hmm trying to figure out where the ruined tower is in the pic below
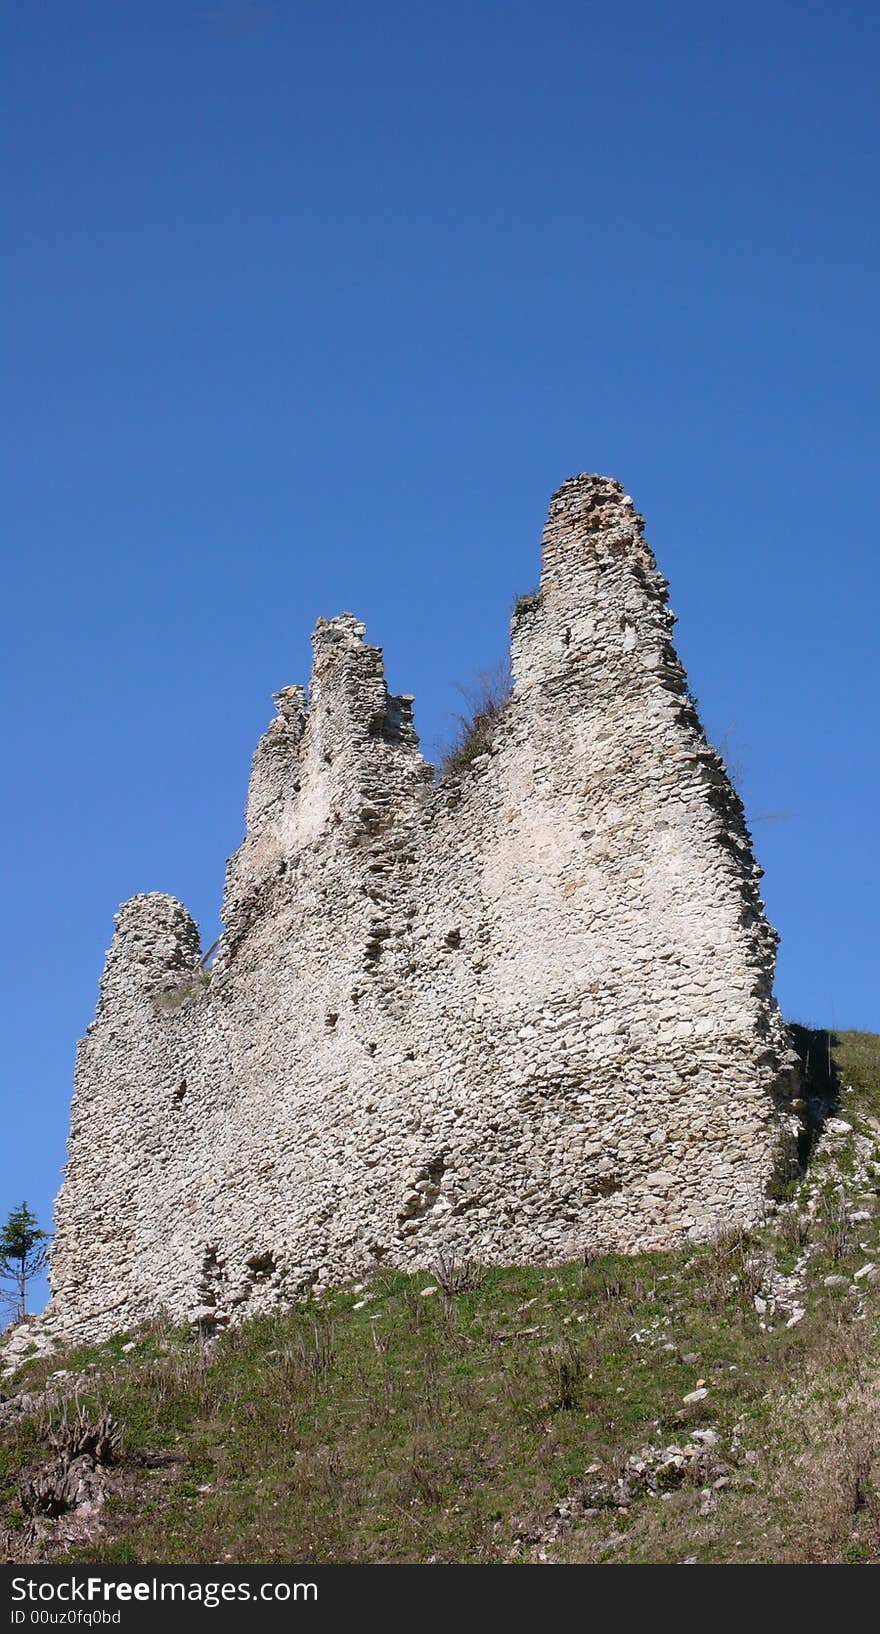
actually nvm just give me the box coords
[49,476,797,1339]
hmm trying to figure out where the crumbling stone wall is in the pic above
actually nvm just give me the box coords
[49,476,798,1340]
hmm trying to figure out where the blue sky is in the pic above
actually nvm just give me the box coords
[3,1,878,1304]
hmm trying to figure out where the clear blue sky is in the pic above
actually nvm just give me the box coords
[3,1,878,1303]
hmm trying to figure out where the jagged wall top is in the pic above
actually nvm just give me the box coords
[48,473,797,1342]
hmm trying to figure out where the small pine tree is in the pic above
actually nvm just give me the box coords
[0,1201,49,1322]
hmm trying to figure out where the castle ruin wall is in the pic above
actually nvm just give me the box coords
[49,476,798,1339]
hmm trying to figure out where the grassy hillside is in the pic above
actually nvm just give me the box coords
[2,1029,878,1567]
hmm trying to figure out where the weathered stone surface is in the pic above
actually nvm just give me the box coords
[48,475,798,1341]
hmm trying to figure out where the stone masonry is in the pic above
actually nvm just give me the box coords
[49,476,798,1340]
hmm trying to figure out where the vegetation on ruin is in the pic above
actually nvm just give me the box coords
[512,587,541,618]
[151,969,211,1017]
[436,661,513,778]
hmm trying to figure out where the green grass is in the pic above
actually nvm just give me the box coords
[3,1238,878,1565]
[790,1025,880,1123]
[3,1028,878,1566]
[833,1029,880,1122]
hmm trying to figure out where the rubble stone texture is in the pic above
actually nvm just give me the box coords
[49,475,798,1340]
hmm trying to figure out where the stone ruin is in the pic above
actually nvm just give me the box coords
[48,475,798,1339]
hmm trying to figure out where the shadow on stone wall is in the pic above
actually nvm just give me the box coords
[788,1024,843,1169]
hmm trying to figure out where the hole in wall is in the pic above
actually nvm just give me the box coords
[245,1250,277,1281]
[198,1244,224,1312]
[174,1079,187,1102]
